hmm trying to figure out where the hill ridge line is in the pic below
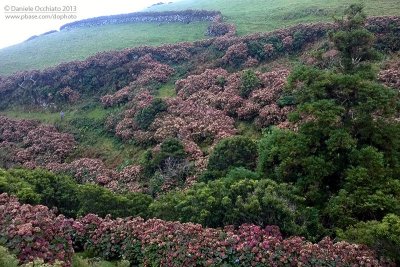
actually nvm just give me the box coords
[60,9,222,30]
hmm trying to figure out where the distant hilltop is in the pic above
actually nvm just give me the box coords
[60,10,222,30]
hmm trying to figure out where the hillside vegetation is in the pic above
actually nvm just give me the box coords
[1,0,400,75]
[149,0,400,34]
[0,2,400,266]
[0,22,208,76]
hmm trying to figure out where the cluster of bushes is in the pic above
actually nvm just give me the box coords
[0,246,62,267]
[134,98,167,130]
[151,171,324,241]
[254,5,400,262]
[0,193,74,265]
[0,168,152,219]
[1,193,391,266]
[1,16,399,110]
[0,115,76,169]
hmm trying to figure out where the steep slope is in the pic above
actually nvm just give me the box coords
[1,0,399,75]
[148,0,400,34]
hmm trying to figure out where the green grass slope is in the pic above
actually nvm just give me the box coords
[148,0,400,34]
[0,21,208,76]
[0,0,399,76]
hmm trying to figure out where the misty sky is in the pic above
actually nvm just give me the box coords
[0,0,180,49]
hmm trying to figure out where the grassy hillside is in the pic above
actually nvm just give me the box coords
[1,0,399,76]
[148,0,400,34]
[0,22,208,76]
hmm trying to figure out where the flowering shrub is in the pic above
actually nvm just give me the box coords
[57,87,80,104]
[378,59,400,90]
[206,15,236,37]
[101,86,132,108]
[114,90,154,141]
[0,194,73,266]
[130,54,175,86]
[46,160,143,193]
[151,98,237,158]
[0,193,393,266]
[73,214,392,266]
[0,116,76,168]
[0,16,399,109]
[175,67,291,128]
[222,42,249,66]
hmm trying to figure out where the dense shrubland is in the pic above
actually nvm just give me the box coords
[0,193,394,267]
[0,4,399,266]
[1,15,398,109]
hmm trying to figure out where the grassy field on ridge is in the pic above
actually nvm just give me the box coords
[0,22,209,76]
[0,0,399,75]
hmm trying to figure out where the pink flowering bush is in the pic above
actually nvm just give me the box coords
[130,54,175,86]
[222,42,249,66]
[101,86,132,108]
[206,15,236,37]
[0,194,393,266]
[378,59,400,90]
[0,193,74,266]
[0,116,76,168]
[175,67,292,128]
[152,98,236,143]
[57,87,80,104]
[46,160,143,193]
[73,214,392,266]
[114,90,154,141]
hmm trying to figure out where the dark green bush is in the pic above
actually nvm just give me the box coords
[78,184,152,218]
[150,177,324,240]
[247,41,266,61]
[1,168,80,217]
[338,214,400,263]
[207,136,258,179]
[134,98,167,130]
[142,138,191,195]
[239,70,261,98]
[142,138,187,176]
[0,168,152,219]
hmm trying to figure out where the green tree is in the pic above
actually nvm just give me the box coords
[150,176,324,240]
[207,136,258,179]
[258,4,400,231]
[330,4,378,72]
[78,184,152,218]
[338,214,400,263]
[325,147,400,229]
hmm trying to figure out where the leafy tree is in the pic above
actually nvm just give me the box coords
[338,214,400,263]
[0,169,80,217]
[330,4,378,71]
[150,177,324,240]
[207,136,258,179]
[325,147,400,229]
[78,184,152,218]
[258,4,400,232]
